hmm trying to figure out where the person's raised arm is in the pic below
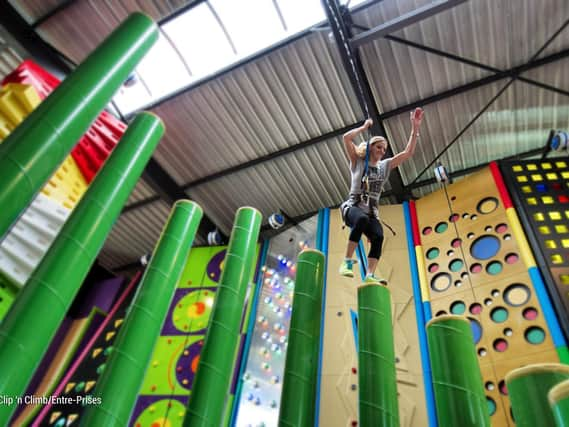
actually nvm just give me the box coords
[390,107,424,169]
[343,118,372,166]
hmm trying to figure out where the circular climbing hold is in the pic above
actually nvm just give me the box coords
[450,301,466,315]
[491,307,508,323]
[470,303,483,315]
[471,235,501,260]
[431,273,452,292]
[486,261,503,275]
[524,326,545,344]
[470,263,483,273]
[426,247,440,259]
[449,259,464,272]
[487,396,497,415]
[523,307,539,320]
[495,223,508,233]
[505,253,519,264]
[435,222,448,233]
[469,317,483,344]
[504,284,531,306]
[477,197,499,214]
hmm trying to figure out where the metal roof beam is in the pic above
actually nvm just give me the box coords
[380,145,546,199]
[410,18,569,184]
[351,0,467,48]
[383,35,569,98]
[184,122,358,190]
[0,1,73,76]
[32,0,77,29]
[118,122,361,213]
[380,46,569,121]
[142,158,226,242]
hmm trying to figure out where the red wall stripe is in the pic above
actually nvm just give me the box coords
[409,200,421,246]
[490,161,513,209]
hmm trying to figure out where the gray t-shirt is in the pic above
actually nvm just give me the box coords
[347,157,391,216]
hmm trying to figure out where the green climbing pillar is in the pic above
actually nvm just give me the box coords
[506,363,569,427]
[358,283,399,427]
[183,207,262,427]
[278,249,325,427]
[81,200,203,426]
[427,315,489,427]
[0,12,158,239]
[549,379,569,427]
[0,112,164,422]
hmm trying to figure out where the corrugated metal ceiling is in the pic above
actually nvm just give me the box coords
[2,0,569,272]
[0,25,25,79]
[150,31,362,185]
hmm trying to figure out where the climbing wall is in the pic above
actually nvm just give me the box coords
[12,312,104,425]
[500,159,569,339]
[0,60,126,319]
[234,216,317,427]
[414,166,560,426]
[131,244,259,427]
[36,276,138,427]
[319,206,427,427]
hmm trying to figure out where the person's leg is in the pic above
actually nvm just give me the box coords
[367,256,379,276]
[363,217,385,283]
[339,207,369,277]
[345,240,358,259]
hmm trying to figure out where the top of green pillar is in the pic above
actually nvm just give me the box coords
[549,379,569,405]
[357,283,389,291]
[173,199,203,213]
[298,248,324,257]
[128,11,156,25]
[297,249,325,266]
[506,363,569,383]
[237,206,262,216]
[426,314,468,329]
[141,111,166,128]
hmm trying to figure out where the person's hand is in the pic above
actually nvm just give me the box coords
[410,107,424,132]
[363,118,373,129]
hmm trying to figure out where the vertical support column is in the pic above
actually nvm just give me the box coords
[427,315,489,427]
[183,207,262,427]
[506,364,569,427]
[0,12,158,239]
[358,283,399,427]
[0,113,164,421]
[81,200,203,426]
[278,249,325,427]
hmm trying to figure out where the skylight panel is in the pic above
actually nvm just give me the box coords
[209,0,286,59]
[275,0,326,34]
[113,0,369,116]
[162,2,236,79]
[113,31,190,114]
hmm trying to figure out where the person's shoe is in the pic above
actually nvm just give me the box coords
[339,259,355,278]
[364,274,388,285]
